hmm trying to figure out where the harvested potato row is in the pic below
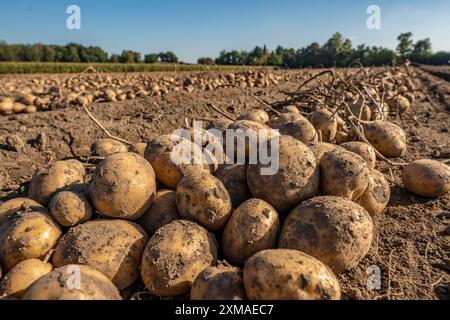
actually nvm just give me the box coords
[137,189,180,236]
[222,199,279,266]
[52,219,148,290]
[49,191,93,227]
[176,172,232,231]
[243,249,341,300]
[0,210,62,272]
[22,265,122,300]
[28,159,85,206]
[191,263,246,300]
[247,135,320,211]
[141,220,218,297]
[279,196,373,273]
[89,152,156,220]
[402,159,450,197]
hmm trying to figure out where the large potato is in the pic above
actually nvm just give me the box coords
[52,219,148,290]
[144,134,210,188]
[268,112,302,128]
[402,159,450,197]
[319,149,369,200]
[307,142,343,162]
[275,116,318,144]
[357,169,390,216]
[0,211,62,272]
[222,199,279,265]
[247,135,319,211]
[359,120,407,158]
[176,172,232,231]
[89,152,156,220]
[49,191,93,227]
[237,110,269,124]
[137,189,180,235]
[141,220,218,297]
[22,265,122,300]
[0,198,46,226]
[243,249,341,300]
[278,196,373,273]
[191,264,245,300]
[341,141,377,169]
[91,138,128,157]
[215,164,251,208]
[28,160,85,205]
[0,259,53,298]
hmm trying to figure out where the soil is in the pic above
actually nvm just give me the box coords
[0,68,449,300]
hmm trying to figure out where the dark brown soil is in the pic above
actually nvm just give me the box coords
[1,68,449,300]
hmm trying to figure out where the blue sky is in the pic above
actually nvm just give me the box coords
[0,0,449,62]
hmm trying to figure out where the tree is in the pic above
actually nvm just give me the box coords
[158,51,178,63]
[144,53,159,63]
[109,54,120,63]
[119,50,141,63]
[396,32,413,60]
[411,38,432,63]
[197,57,215,65]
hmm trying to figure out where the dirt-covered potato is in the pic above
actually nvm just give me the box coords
[137,189,180,235]
[49,191,93,227]
[307,141,343,162]
[359,120,407,158]
[52,219,148,290]
[0,211,62,272]
[349,101,371,121]
[176,172,232,231]
[275,116,318,144]
[0,198,46,226]
[243,249,341,300]
[191,263,245,300]
[128,142,147,157]
[320,149,369,200]
[268,112,302,128]
[357,169,390,216]
[248,135,319,211]
[369,101,389,121]
[402,159,450,197]
[144,134,210,188]
[222,199,279,265]
[0,259,53,298]
[91,138,128,157]
[341,141,377,168]
[22,265,122,300]
[28,160,85,206]
[308,109,337,142]
[280,106,300,114]
[141,220,218,296]
[237,110,269,124]
[215,164,251,208]
[278,196,373,273]
[89,152,156,220]
[387,95,410,114]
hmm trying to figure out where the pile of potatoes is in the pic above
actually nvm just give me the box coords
[1,72,449,301]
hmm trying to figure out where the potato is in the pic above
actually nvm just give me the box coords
[129,142,147,157]
[247,135,319,211]
[237,110,269,124]
[341,141,377,168]
[275,116,318,144]
[89,152,156,220]
[22,265,122,300]
[357,169,390,216]
[349,101,371,121]
[191,263,245,300]
[176,172,232,231]
[205,119,233,133]
[141,220,218,296]
[280,106,300,114]
[52,219,147,290]
[0,259,53,298]
[334,130,351,144]
[0,198,46,226]
[308,109,337,142]
[369,101,389,121]
[137,189,179,236]
[307,141,343,162]
[28,160,85,206]
[278,196,373,273]
[268,112,302,128]
[91,138,128,157]
[0,211,62,272]
[215,164,251,208]
[243,249,340,300]
[403,92,415,104]
[144,134,210,188]
[359,120,407,158]
[49,191,93,227]
[222,199,279,265]
[387,95,410,114]
[402,159,450,197]
[320,149,369,200]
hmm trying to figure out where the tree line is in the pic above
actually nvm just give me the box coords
[0,42,178,64]
[1,32,449,67]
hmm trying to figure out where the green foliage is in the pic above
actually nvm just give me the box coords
[396,32,414,60]
[144,53,159,64]
[158,51,178,63]
[197,57,215,65]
